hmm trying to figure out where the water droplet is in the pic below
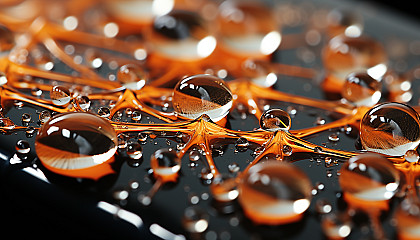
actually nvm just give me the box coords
[39,110,51,124]
[339,153,400,201]
[75,95,91,111]
[243,59,278,87]
[238,160,312,225]
[150,148,181,182]
[15,139,30,154]
[210,175,239,202]
[360,102,420,156]
[131,111,142,121]
[182,206,209,233]
[328,133,340,142]
[35,112,118,179]
[200,168,214,184]
[282,145,293,156]
[173,74,233,122]
[189,150,201,162]
[405,150,419,163]
[260,109,291,131]
[217,1,280,56]
[98,106,111,118]
[235,137,249,152]
[50,86,71,106]
[126,140,143,160]
[21,113,31,124]
[342,72,381,107]
[151,11,216,59]
[117,64,148,90]
[323,35,387,84]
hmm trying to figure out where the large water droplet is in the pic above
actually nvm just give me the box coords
[342,72,382,107]
[339,153,400,201]
[217,1,281,56]
[323,35,387,84]
[151,10,216,59]
[360,102,420,156]
[172,74,233,122]
[35,112,118,179]
[238,160,312,225]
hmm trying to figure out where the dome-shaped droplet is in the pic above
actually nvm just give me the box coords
[238,160,312,225]
[342,72,382,107]
[150,148,181,182]
[217,1,281,56]
[150,10,216,59]
[172,74,233,122]
[35,112,118,179]
[15,139,30,154]
[50,86,71,106]
[360,102,420,156]
[210,175,239,202]
[260,109,291,131]
[117,64,148,90]
[242,59,278,87]
[323,35,387,85]
[339,153,400,201]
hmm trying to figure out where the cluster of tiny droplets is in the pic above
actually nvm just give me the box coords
[1,0,420,239]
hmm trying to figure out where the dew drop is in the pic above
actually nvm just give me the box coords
[98,106,111,118]
[150,148,181,182]
[15,139,30,154]
[342,72,382,107]
[173,74,233,122]
[339,153,400,201]
[235,137,249,152]
[117,64,148,90]
[126,140,143,160]
[238,160,312,225]
[210,175,239,202]
[50,86,71,106]
[360,102,420,156]
[189,150,201,162]
[151,10,216,59]
[217,1,280,56]
[323,35,387,85]
[242,59,278,87]
[21,113,31,124]
[260,109,291,131]
[227,162,240,173]
[405,150,419,163]
[39,110,51,124]
[35,112,118,179]
[75,95,91,111]
[328,133,340,142]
